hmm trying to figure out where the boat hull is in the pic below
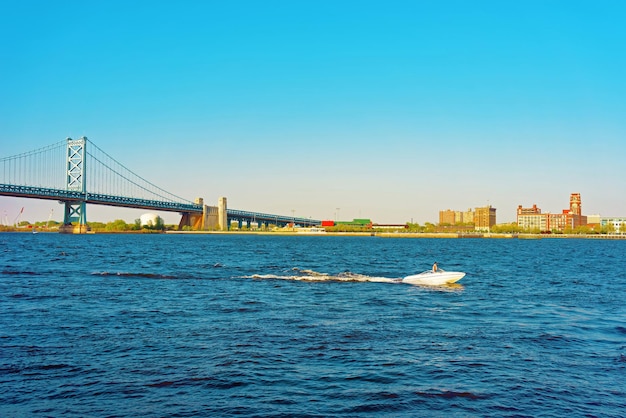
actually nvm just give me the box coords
[402,271,465,286]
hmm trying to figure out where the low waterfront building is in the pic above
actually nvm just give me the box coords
[600,217,626,234]
[587,214,601,225]
[335,219,373,228]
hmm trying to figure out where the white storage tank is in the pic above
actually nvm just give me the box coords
[140,213,160,227]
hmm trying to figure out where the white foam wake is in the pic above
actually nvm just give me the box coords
[244,268,400,284]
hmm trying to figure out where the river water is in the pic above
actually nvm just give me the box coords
[1,233,624,417]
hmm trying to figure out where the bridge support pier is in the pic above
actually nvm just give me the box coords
[59,223,90,234]
[59,201,90,234]
[178,197,228,231]
[218,197,227,231]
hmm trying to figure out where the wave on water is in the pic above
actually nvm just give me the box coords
[91,271,177,280]
[1,270,41,276]
[245,267,400,284]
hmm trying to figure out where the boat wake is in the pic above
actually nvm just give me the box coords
[244,267,401,284]
[92,271,177,279]
[244,268,464,290]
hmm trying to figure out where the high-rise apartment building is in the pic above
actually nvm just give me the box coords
[474,205,496,231]
[439,209,456,225]
[439,208,476,225]
[462,209,474,224]
[438,206,495,230]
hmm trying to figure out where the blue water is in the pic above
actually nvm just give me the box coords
[1,233,625,417]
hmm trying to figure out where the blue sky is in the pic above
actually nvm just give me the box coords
[1,1,625,224]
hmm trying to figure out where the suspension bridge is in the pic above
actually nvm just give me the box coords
[1,138,320,233]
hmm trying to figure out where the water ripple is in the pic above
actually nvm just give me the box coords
[1,234,624,417]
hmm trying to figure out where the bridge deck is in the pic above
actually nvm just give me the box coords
[1,183,321,226]
[0,184,202,213]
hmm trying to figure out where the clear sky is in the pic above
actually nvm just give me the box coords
[1,1,625,225]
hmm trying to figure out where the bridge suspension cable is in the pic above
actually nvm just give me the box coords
[86,141,194,204]
[1,138,195,205]
[2,137,322,231]
[1,140,66,189]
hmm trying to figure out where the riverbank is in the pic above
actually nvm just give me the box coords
[164,231,626,239]
[3,229,624,239]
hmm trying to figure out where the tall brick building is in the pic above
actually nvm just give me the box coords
[474,205,496,231]
[438,206,495,231]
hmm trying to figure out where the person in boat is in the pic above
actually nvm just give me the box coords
[432,262,438,273]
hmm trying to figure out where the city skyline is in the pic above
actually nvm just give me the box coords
[1,2,625,225]
[0,189,616,228]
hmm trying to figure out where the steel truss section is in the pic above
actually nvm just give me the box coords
[66,137,87,193]
[63,201,87,226]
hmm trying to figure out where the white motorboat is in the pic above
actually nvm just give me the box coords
[402,270,465,286]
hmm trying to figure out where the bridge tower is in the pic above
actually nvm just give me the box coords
[218,197,227,231]
[59,137,90,234]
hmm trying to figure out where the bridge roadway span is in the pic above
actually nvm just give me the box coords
[0,184,320,227]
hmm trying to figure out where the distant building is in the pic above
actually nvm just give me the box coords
[438,208,474,225]
[462,208,474,224]
[584,214,624,234]
[439,209,456,225]
[586,214,601,225]
[517,193,587,232]
[438,206,495,231]
[518,204,541,216]
[335,219,373,228]
[474,206,496,231]
[600,217,626,234]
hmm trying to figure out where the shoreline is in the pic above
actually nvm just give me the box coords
[2,230,624,239]
[164,231,626,239]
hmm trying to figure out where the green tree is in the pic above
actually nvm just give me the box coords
[491,223,522,233]
[88,221,107,231]
[154,216,165,231]
[105,219,130,231]
[573,225,595,234]
[406,222,422,232]
[605,223,616,234]
[423,222,436,233]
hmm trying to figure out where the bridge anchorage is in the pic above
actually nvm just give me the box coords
[1,137,321,233]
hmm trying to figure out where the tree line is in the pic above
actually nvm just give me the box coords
[1,217,170,232]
